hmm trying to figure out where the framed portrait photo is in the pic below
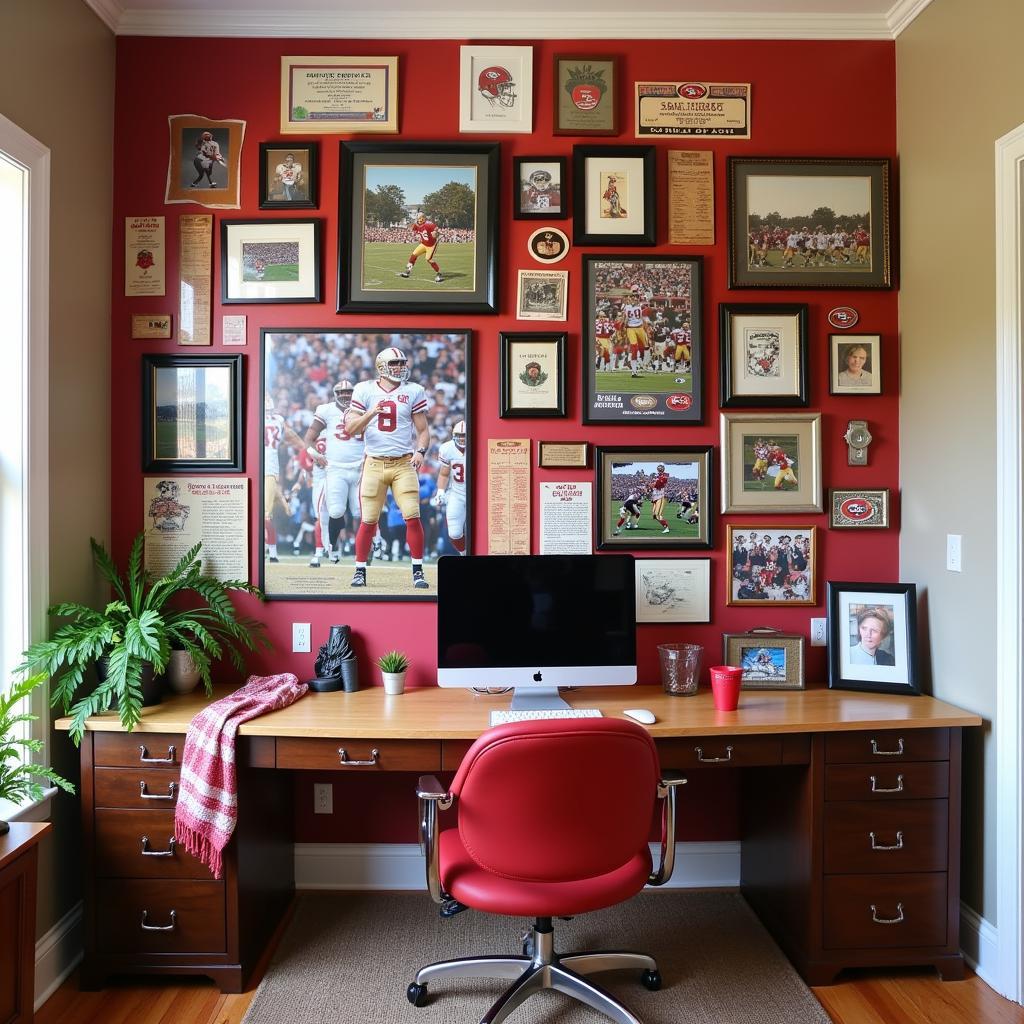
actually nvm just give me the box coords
[728,156,893,289]
[499,332,566,418]
[827,582,919,695]
[635,558,711,624]
[516,269,568,321]
[141,354,243,473]
[726,524,816,607]
[514,157,567,220]
[830,487,891,529]
[165,114,245,209]
[261,328,472,602]
[722,629,805,690]
[720,303,808,408]
[573,145,655,246]
[460,46,533,134]
[259,142,318,209]
[527,227,569,265]
[279,56,398,134]
[595,446,713,551]
[582,254,703,425]
[221,219,322,304]
[338,141,499,314]
[830,333,882,395]
[720,412,822,514]
[553,55,618,136]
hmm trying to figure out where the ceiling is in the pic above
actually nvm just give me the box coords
[83,0,931,39]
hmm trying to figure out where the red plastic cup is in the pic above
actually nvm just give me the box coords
[709,665,743,712]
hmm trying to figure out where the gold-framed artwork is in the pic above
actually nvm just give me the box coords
[726,525,817,607]
[279,56,398,134]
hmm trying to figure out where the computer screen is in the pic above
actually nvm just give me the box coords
[437,554,636,704]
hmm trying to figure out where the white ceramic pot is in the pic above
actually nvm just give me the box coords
[166,649,201,695]
[381,671,406,695]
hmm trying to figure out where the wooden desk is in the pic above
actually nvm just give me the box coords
[57,685,982,991]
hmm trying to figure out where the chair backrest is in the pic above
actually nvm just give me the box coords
[449,718,660,883]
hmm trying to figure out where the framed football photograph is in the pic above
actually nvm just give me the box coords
[164,114,245,210]
[259,142,318,210]
[513,157,567,220]
[722,628,805,690]
[221,219,322,304]
[727,524,816,607]
[719,303,809,407]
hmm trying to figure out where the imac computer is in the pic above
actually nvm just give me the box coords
[437,554,636,712]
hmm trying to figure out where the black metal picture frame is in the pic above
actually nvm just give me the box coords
[499,332,567,419]
[512,156,568,220]
[572,145,656,246]
[259,141,319,210]
[719,303,809,408]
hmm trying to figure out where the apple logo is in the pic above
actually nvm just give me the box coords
[533,670,543,682]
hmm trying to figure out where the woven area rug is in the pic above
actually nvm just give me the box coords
[243,891,832,1024]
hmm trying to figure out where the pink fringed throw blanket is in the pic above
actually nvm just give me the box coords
[174,672,308,879]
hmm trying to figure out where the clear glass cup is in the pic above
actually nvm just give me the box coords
[657,643,704,696]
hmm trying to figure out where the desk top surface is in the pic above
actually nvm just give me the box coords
[0,822,52,872]
[55,684,983,740]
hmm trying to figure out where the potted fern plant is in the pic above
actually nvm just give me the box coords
[17,533,270,744]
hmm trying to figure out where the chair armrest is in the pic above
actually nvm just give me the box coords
[417,775,453,904]
[648,770,687,887]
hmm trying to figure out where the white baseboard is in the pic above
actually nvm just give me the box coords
[960,901,1000,991]
[35,900,83,1011]
[295,841,741,892]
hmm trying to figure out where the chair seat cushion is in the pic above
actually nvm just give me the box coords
[439,828,653,917]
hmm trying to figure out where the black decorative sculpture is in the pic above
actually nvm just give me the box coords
[309,624,359,692]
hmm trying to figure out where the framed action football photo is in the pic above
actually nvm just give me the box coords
[261,328,472,602]
[513,157,567,220]
[727,525,816,607]
[719,303,809,408]
[221,219,322,304]
[259,142,318,209]
[573,145,655,246]
[165,114,245,210]
[722,628,805,690]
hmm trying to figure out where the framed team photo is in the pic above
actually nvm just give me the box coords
[720,412,822,514]
[553,55,619,137]
[573,145,656,246]
[259,142,319,210]
[582,254,703,425]
[513,157,567,220]
[722,628,805,690]
[221,219,322,304]
[164,114,245,210]
[499,332,566,419]
[719,303,809,407]
[726,524,817,607]
[830,488,891,529]
[261,328,472,602]
[460,46,533,134]
[595,445,713,551]
[338,141,499,315]
[830,333,882,395]
[727,157,893,289]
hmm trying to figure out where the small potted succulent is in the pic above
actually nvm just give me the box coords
[377,650,409,695]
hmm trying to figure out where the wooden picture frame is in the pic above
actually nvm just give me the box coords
[553,54,619,136]
[722,628,805,690]
[513,156,567,220]
[259,142,319,210]
[220,219,322,304]
[726,524,816,607]
[499,333,567,418]
[719,303,809,408]
[573,145,655,246]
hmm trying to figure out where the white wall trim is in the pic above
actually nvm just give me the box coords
[295,841,741,892]
[994,120,1024,1005]
[886,0,933,37]
[961,901,1000,991]
[81,0,122,33]
[34,901,83,1011]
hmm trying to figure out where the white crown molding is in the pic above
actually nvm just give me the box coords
[81,0,123,33]
[887,0,934,37]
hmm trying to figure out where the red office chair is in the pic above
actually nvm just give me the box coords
[410,718,686,1024]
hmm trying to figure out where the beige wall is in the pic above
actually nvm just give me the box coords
[0,0,114,935]
[897,0,1024,923]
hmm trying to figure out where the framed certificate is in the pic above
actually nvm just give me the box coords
[280,56,398,134]
[499,333,566,418]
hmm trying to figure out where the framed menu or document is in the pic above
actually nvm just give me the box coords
[280,56,399,134]
[499,332,566,418]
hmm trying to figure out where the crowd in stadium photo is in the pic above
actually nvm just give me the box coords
[362,225,476,244]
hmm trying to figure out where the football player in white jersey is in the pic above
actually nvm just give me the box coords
[344,347,431,590]
[621,285,651,378]
[264,394,305,563]
[433,420,468,554]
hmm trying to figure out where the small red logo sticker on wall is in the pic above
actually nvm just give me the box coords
[828,306,859,329]
[678,83,708,98]
[840,497,875,521]
[666,393,692,410]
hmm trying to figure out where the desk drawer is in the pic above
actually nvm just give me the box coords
[96,879,225,953]
[825,730,949,764]
[656,736,783,769]
[823,873,947,949]
[823,800,948,874]
[95,767,181,808]
[95,810,211,880]
[276,737,441,772]
[825,763,949,802]
[94,733,182,768]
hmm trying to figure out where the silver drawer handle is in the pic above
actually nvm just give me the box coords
[694,745,733,764]
[870,774,904,793]
[140,909,177,932]
[139,744,176,764]
[338,747,380,766]
[140,836,176,858]
[139,780,178,801]
[870,902,904,925]
[870,738,904,757]
[870,830,904,851]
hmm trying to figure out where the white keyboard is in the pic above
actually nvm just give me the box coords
[489,708,604,726]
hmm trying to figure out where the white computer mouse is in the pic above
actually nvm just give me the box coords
[623,708,657,725]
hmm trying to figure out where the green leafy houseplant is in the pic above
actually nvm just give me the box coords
[376,650,409,674]
[18,534,270,744]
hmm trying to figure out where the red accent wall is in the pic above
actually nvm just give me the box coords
[112,37,898,844]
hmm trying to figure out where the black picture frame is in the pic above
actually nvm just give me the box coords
[259,141,319,210]
[827,581,919,695]
[141,354,244,473]
[572,145,656,246]
[220,218,322,304]
[337,141,500,314]
[719,303,809,408]
[499,332,567,418]
[512,156,568,220]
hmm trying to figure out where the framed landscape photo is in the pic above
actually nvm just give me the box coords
[635,557,711,624]
[720,303,808,407]
[595,445,713,551]
[830,333,882,395]
[259,142,318,209]
[727,157,893,289]
[142,354,243,473]
[261,328,472,602]
[827,581,919,695]
[726,524,816,607]
[499,332,566,418]
[720,412,822,513]
[514,157,567,219]
[516,269,568,321]
[165,114,245,209]
[723,628,805,690]
[582,254,703,425]
[279,56,398,134]
[338,141,499,314]
[553,55,618,136]
[573,145,655,246]
[460,46,533,134]
[221,219,322,304]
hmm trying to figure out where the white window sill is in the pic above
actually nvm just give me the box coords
[0,787,57,823]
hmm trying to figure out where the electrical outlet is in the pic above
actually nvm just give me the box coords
[313,783,333,815]
[946,534,963,573]
[810,618,827,647]
[292,622,311,653]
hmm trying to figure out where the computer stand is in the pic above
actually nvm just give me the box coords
[509,687,572,711]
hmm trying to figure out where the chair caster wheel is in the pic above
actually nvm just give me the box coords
[641,969,662,991]
[407,982,429,1007]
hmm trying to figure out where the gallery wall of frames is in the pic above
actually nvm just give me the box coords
[112,35,899,841]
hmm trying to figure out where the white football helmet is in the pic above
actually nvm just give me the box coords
[452,420,467,451]
[333,380,354,409]
[375,347,410,384]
